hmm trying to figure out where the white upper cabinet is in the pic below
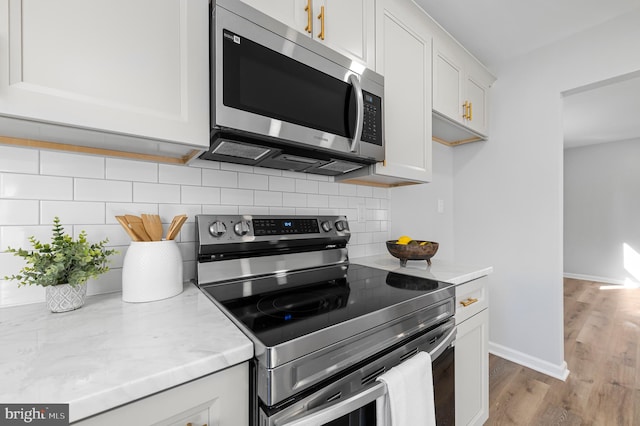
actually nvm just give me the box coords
[432,40,494,145]
[338,0,433,186]
[239,0,375,70]
[0,0,209,156]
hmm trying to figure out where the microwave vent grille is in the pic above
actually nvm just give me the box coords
[212,141,272,161]
[318,161,364,174]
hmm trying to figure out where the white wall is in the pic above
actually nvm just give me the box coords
[0,145,390,307]
[390,142,455,261]
[452,9,640,378]
[564,138,640,284]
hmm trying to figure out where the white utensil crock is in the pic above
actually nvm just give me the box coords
[122,240,183,303]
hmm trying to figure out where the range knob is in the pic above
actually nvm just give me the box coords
[335,220,348,232]
[234,221,250,236]
[209,221,227,237]
[321,221,333,232]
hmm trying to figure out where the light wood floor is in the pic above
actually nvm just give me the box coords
[486,278,640,425]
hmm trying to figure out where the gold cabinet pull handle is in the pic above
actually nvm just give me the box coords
[317,5,325,40]
[469,102,473,121]
[460,297,478,307]
[462,101,469,119]
[304,0,312,34]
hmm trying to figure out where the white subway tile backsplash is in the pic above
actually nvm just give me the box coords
[72,224,130,246]
[356,185,373,198]
[158,204,202,224]
[159,164,201,185]
[328,196,349,208]
[106,158,158,182]
[105,203,158,223]
[339,184,358,196]
[41,201,106,225]
[296,207,319,215]
[221,188,253,205]
[0,226,55,250]
[366,198,381,209]
[1,173,72,200]
[283,192,306,207]
[0,200,39,225]
[0,278,45,307]
[296,179,319,194]
[0,149,389,307]
[239,206,269,215]
[133,182,180,203]
[41,151,105,178]
[0,146,38,174]
[239,173,269,190]
[269,176,295,192]
[202,205,238,215]
[254,190,282,207]
[202,169,238,188]
[75,178,132,202]
[318,181,340,195]
[373,187,388,199]
[269,207,296,215]
[181,186,220,205]
[307,194,328,208]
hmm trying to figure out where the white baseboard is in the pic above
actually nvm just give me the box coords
[489,341,570,381]
[563,272,637,286]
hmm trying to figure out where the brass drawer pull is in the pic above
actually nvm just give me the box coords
[460,297,478,307]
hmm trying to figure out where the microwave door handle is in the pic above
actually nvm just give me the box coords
[278,381,388,426]
[348,74,364,153]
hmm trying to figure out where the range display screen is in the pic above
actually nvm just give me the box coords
[253,218,320,236]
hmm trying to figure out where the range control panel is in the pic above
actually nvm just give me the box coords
[196,214,350,248]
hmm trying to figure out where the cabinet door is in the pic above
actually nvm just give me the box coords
[455,309,489,426]
[239,0,301,32]
[320,0,374,69]
[464,76,489,136]
[433,47,463,123]
[0,0,209,148]
[240,0,374,69]
[370,0,432,184]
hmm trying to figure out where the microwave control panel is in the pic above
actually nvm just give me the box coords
[361,90,382,146]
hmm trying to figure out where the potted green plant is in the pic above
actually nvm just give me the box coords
[3,217,117,312]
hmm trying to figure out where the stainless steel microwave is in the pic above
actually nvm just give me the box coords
[202,0,385,176]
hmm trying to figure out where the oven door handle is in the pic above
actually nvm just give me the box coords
[428,326,456,361]
[278,381,387,426]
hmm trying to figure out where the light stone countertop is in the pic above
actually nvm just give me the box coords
[351,255,493,284]
[0,283,253,423]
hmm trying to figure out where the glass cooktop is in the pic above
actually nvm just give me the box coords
[201,264,452,347]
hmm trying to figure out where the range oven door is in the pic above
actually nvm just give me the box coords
[211,1,384,164]
[260,319,456,426]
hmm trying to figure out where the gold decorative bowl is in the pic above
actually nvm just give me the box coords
[386,240,439,267]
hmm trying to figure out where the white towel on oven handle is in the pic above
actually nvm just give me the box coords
[375,351,436,426]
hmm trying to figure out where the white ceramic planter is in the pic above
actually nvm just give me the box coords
[122,240,183,303]
[46,283,87,313]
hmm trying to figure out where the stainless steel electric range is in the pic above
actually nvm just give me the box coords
[195,214,456,426]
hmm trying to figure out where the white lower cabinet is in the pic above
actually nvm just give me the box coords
[455,277,489,426]
[72,363,248,426]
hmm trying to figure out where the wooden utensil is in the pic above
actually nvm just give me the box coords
[166,214,187,240]
[142,214,163,241]
[124,215,151,241]
[116,216,140,241]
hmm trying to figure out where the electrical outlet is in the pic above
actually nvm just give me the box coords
[437,199,444,214]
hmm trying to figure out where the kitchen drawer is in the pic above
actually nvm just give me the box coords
[455,276,488,324]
